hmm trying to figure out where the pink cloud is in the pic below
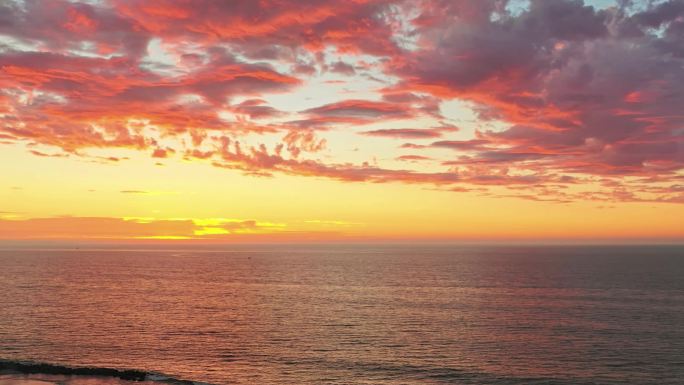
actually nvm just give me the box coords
[361,125,457,139]
[1,0,683,204]
[389,0,684,183]
[396,155,432,162]
[303,99,413,121]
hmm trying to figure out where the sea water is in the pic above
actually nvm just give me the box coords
[1,245,683,384]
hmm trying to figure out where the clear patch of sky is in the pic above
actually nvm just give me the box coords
[262,51,395,113]
[507,0,620,15]
[141,38,188,77]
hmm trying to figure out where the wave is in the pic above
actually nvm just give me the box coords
[0,358,213,385]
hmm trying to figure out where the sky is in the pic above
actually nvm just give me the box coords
[0,0,683,243]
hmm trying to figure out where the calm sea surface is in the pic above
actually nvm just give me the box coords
[1,245,683,384]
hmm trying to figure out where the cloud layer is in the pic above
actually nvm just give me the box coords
[1,0,683,204]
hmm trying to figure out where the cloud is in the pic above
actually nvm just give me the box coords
[209,136,461,184]
[360,125,457,139]
[400,143,428,149]
[390,0,684,182]
[29,150,69,158]
[302,99,414,123]
[231,99,285,120]
[281,130,327,158]
[396,154,432,162]
[0,0,149,57]
[112,0,401,56]
[0,44,299,153]
[431,139,491,151]
[0,216,196,239]
[363,128,441,139]
[329,61,356,75]
[1,0,683,205]
[206,137,586,190]
[152,147,174,158]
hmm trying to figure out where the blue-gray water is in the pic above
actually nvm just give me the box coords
[0,245,683,384]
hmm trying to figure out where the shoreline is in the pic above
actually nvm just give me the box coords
[0,359,207,385]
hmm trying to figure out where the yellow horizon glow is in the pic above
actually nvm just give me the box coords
[1,146,683,242]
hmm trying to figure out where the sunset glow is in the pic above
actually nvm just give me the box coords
[1,0,683,242]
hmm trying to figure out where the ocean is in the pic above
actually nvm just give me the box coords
[0,245,683,384]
